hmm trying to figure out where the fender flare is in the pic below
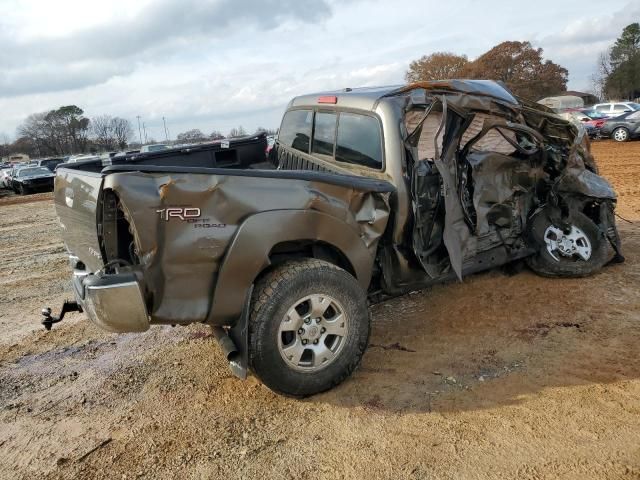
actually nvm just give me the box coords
[206,209,375,325]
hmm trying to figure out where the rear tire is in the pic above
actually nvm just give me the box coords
[249,259,370,397]
[526,209,609,277]
[612,127,629,142]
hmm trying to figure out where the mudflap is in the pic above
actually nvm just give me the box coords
[226,286,253,379]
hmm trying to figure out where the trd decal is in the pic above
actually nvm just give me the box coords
[157,207,201,221]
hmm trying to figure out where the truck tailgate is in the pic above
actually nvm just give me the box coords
[54,168,104,272]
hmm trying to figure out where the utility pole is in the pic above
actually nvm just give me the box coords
[162,117,169,142]
[142,123,148,144]
[136,116,143,146]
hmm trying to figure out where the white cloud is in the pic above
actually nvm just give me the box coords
[0,0,635,140]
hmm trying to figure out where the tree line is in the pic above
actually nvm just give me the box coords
[174,126,277,144]
[593,23,640,101]
[0,106,278,159]
[407,24,640,102]
[406,41,568,100]
[0,105,134,158]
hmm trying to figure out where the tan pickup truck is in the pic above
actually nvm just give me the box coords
[46,80,623,396]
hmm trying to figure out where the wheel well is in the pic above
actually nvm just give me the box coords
[582,200,602,225]
[265,240,357,279]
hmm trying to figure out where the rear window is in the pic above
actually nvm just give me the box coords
[18,167,50,177]
[335,113,382,169]
[311,111,337,158]
[279,109,313,153]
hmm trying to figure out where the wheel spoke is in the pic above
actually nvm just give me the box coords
[567,227,592,261]
[279,307,304,333]
[322,314,346,336]
[575,245,591,261]
[309,295,330,318]
[282,339,306,365]
[312,343,336,366]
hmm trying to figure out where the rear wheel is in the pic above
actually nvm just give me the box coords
[526,209,609,277]
[249,259,370,396]
[612,127,629,142]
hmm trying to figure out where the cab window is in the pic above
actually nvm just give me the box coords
[279,109,313,153]
[335,113,383,169]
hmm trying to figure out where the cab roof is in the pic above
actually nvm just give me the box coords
[289,80,519,112]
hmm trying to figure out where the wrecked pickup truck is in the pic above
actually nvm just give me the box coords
[49,80,623,396]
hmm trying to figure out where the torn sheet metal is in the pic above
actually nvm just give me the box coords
[397,79,620,281]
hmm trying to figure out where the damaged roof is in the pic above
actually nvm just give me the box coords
[289,79,519,111]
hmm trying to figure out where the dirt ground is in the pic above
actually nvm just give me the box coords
[1,141,639,480]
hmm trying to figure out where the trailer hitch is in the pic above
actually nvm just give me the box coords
[41,300,83,331]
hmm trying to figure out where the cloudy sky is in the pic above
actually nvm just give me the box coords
[0,0,637,142]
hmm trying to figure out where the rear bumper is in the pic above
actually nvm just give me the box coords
[72,266,150,333]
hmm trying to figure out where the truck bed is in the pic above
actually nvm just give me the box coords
[61,133,274,173]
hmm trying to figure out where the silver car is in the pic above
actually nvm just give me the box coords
[591,102,640,118]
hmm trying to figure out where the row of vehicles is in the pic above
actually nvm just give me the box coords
[0,158,62,194]
[0,147,172,195]
[560,101,640,142]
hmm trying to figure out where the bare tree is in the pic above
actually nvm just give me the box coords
[176,129,207,143]
[91,115,116,150]
[90,115,133,151]
[209,130,225,140]
[256,126,277,135]
[228,126,247,138]
[112,117,134,150]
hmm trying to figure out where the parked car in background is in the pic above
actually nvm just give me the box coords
[67,154,101,163]
[10,166,55,194]
[538,95,584,111]
[558,112,599,138]
[266,135,276,154]
[8,163,28,183]
[0,167,12,189]
[140,144,171,153]
[592,102,640,118]
[600,110,640,142]
[37,158,65,172]
[579,110,609,130]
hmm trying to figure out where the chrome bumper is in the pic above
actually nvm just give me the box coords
[72,268,150,333]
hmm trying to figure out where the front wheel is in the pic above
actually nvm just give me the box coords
[526,210,609,277]
[249,259,370,396]
[612,127,629,142]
